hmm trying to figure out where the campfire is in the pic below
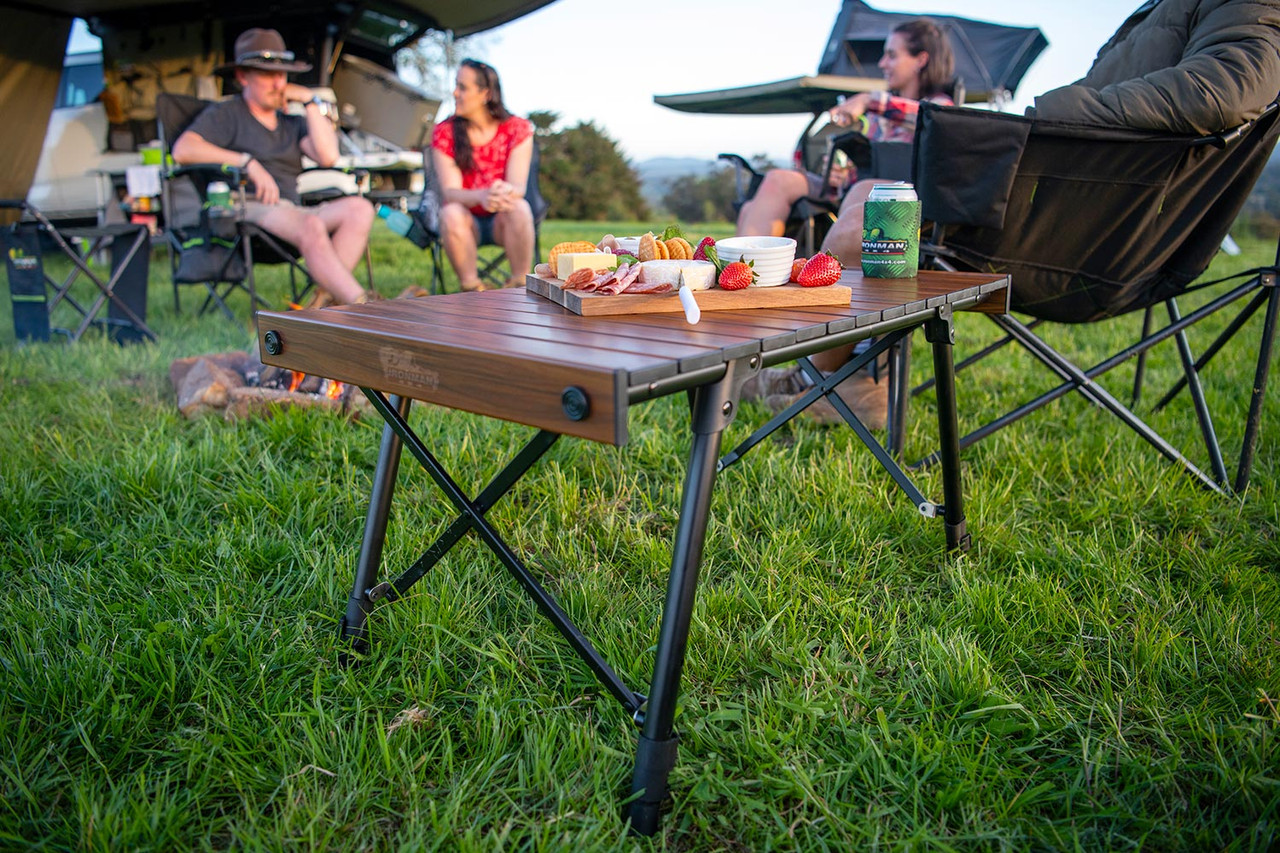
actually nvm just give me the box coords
[169,348,370,420]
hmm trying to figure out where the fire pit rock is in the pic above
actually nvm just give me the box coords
[169,349,371,420]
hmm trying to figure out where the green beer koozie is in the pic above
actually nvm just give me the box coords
[861,182,921,279]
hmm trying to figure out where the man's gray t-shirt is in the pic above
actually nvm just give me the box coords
[186,98,309,204]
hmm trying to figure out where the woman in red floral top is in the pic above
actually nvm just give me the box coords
[431,60,534,291]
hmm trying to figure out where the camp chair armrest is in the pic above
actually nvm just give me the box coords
[169,163,246,185]
[301,165,371,181]
[717,152,761,179]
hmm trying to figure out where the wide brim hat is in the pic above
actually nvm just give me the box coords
[216,28,312,74]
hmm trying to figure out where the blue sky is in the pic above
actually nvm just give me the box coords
[70,0,1135,163]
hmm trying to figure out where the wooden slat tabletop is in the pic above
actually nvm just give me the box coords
[256,269,1009,445]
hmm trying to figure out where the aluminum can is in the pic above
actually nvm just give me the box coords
[861,182,921,278]
[207,180,232,209]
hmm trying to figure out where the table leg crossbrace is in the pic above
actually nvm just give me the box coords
[344,389,647,717]
[718,309,969,551]
[340,374,744,837]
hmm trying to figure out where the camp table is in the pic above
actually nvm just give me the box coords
[255,268,1010,835]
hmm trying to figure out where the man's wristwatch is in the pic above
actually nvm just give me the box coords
[240,152,254,170]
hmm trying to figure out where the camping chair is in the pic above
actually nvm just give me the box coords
[413,139,549,294]
[719,128,918,257]
[155,93,372,320]
[903,100,1280,494]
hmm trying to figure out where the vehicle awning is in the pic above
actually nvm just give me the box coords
[0,7,71,223]
[13,0,557,39]
[654,75,885,117]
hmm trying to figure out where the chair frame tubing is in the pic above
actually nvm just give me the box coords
[911,264,1278,494]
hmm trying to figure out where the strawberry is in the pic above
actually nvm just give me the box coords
[691,236,716,262]
[790,257,808,283]
[718,260,756,291]
[797,251,842,287]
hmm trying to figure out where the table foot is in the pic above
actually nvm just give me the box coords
[627,733,680,837]
[340,393,409,667]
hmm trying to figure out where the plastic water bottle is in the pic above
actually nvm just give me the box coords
[376,204,431,248]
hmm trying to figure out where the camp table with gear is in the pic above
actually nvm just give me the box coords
[255,266,1010,835]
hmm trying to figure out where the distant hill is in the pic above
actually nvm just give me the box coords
[633,157,722,210]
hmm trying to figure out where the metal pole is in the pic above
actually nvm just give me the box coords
[1237,272,1279,491]
[341,393,410,662]
[927,309,969,551]
[628,384,726,836]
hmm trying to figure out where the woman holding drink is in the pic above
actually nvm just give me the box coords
[739,18,955,427]
[734,18,954,247]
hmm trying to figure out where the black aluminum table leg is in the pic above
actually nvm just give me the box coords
[341,394,410,661]
[628,382,728,837]
[927,309,969,552]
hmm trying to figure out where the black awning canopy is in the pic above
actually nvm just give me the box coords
[819,0,1048,105]
[655,1,1048,118]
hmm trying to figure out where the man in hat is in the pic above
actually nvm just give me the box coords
[173,28,376,305]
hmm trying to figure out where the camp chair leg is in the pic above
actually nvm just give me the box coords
[1133,306,1155,406]
[428,242,446,295]
[340,394,410,663]
[1237,277,1279,491]
[1166,298,1230,486]
[1153,288,1271,412]
[628,381,728,837]
[992,314,1225,493]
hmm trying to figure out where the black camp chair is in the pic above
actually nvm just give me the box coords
[156,93,372,319]
[903,101,1280,494]
[412,139,549,294]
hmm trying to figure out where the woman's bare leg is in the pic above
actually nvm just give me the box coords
[736,169,811,237]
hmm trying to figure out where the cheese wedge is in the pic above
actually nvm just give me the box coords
[556,252,617,279]
[679,261,716,291]
[639,260,716,290]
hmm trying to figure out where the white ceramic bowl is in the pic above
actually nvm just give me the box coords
[714,236,796,287]
[716,236,797,257]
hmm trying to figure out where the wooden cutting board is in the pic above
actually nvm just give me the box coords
[526,275,852,316]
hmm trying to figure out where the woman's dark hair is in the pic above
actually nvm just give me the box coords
[893,18,955,98]
[451,59,511,173]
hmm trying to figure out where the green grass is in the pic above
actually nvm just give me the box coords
[1,220,1277,851]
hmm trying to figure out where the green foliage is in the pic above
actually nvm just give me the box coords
[538,120,650,221]
[0,227,1277,849]
[661,164,742,224]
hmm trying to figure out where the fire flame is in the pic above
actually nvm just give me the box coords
[324,380,344,401]
[288,371,303,393]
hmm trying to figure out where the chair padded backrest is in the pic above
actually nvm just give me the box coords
[156,93,214,151]
[156,93,220,231]
[915,102,1280,322]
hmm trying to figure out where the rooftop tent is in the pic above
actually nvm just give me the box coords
[819,0,1048,105]
[654,2,1046,118]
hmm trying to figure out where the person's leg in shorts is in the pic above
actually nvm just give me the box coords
[245,196,375,304]
[489,199,534,288]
